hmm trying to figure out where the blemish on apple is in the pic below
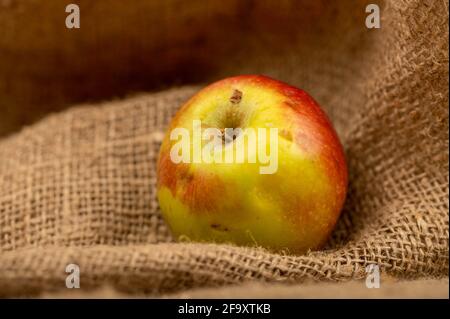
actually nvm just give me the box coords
[210,223,229,232]
[230,89,242,104]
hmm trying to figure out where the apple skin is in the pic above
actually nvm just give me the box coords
[157,75,347,254]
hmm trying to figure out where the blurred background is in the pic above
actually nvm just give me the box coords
[0,0,376,137]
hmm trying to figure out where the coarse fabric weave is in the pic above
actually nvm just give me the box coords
[0,0,448,297]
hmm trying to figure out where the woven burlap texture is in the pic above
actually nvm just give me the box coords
[39,279,450,299]
[0,0,448,296]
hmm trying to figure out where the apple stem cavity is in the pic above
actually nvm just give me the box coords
[215,89,245,144]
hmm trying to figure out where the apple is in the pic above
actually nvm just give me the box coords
[157,75,347,254]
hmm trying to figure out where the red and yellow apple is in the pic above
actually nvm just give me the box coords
[157,75,347,254]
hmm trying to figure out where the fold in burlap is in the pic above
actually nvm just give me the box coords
[0,0,448,296]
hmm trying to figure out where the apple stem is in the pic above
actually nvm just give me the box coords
[230,89,242,104]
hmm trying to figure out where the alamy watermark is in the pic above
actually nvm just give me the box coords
[365,264,380,288]
[65,263,80,288]
[365,4,381,29]
[65,4,80,29]
[65,4,380,30]
[169,120,279,174]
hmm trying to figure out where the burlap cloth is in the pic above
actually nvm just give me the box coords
[40,278,450,299]
[0,0,448,297]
